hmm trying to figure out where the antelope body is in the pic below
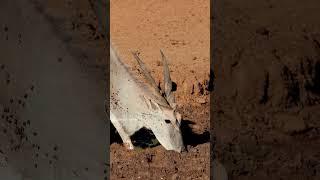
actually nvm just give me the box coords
[110,41,184,152]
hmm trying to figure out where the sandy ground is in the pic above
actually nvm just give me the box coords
[0,0,107,179]
[213,0,320,179]
[111,0,211,179]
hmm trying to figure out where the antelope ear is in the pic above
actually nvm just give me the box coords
[176,112,182,121]
[166,94,177,109]
[160,50,177,108]
[171,102,177,110]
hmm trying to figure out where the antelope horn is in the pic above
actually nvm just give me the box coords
[160,49,176,108]
[131,51,160,92]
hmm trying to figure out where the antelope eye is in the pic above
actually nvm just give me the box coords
[165,119,171,124]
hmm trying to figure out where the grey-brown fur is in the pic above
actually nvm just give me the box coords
[110,41,184,152]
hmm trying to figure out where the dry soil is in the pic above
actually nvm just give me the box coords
[111,0,211,179]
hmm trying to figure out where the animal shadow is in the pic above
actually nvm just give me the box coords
[180,119,210,147]
[110,123,159,148]
[110,119,210,150]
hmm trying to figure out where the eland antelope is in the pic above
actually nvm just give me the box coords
[110,41,185,153]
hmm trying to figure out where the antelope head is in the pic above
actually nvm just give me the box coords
[132,50,185,153]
